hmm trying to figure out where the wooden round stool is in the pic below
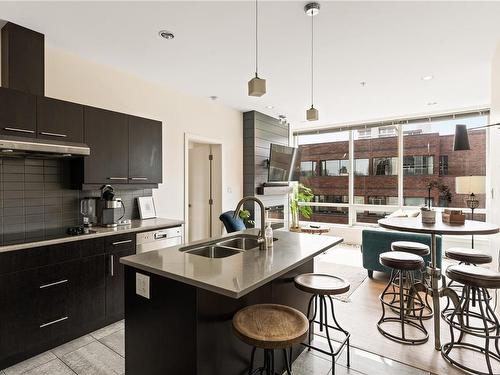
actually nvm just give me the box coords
[442,247,493,326]
[233,304,308,375]
[442,265,500,375]
[390,241,433,319]
[294,273,351,375]
[378,251,429,345]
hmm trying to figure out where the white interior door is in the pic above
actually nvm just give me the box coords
[188,143,211,242]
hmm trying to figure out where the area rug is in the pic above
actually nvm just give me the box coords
[313,262,367,302]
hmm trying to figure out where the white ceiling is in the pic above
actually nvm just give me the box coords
[1,1,500,129]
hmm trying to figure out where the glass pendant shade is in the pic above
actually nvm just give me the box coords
[306,106,319,121]
[453,124,471,151]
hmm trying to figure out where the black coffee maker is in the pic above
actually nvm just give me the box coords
[96,185,125,227]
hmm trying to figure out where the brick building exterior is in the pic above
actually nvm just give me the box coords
[298,129,486,224]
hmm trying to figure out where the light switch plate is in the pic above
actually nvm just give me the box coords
[136,273,150,299]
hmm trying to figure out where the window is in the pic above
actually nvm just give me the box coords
[321,160,349,176]
[300,161,317,177]
[373,157,398,176]
[403,155,434,175]
[357,129,372,139]
[439,155,449,176]
[368,196,398,205]
[354,159,369,176]
[378,126,397,138]
[315,195,348,204]
[295,111,488,225]
[403,116,487,212]
[404,197,433,207]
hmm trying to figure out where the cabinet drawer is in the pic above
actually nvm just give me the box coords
[105,234,136,253]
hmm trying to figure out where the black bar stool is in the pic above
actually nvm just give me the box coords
[377,251,428,345]
[442,264,500,375]
[390,241,433,319]
[294,273,350,375]
[233,303,309,375]
[442,247,493,330]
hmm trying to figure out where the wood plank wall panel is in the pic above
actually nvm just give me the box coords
[242,111,290,228]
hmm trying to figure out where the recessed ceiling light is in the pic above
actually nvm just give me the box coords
[422,75,434,81]
[159,30,174,40]
[266,105,274,109]
[427,101,438,106]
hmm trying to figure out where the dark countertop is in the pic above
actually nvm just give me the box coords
[0,218,184,253]
[120,228,343,299]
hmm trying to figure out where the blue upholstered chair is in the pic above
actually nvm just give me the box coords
[219,211,246,233]
[361,229,442,278]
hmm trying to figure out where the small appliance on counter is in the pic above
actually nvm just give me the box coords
[96,185,126,227]
[80,197,98,226]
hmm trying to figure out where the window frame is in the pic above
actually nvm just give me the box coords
[294,111,489,226]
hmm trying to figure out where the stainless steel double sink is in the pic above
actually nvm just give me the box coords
[179,234,277,259]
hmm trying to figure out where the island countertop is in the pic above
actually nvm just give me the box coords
[120,228,343,298]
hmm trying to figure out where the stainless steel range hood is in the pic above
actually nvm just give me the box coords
[0,135,90,158]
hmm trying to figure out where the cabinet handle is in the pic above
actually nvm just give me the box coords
[130,177,148,181]
[110,254,114,276]
[39,131,67,138]
[40,316,68,328]
[108,177,128,181]
[39,279,68,289]
[112,239,132,246]
[3,127,35,134]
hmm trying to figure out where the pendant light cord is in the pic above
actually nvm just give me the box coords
[255,0,259,77]
[311,11,314,106]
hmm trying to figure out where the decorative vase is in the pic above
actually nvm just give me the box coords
[421,207,436,224]
[290,209,300,230]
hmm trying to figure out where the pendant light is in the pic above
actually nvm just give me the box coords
[248,0,266,97]
[305,3,320,121]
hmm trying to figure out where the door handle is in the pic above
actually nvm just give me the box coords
[3,127,35,134]
[39,131,67,138]
[40,316,69,328]
[39,279,68,289]
[108,177,128,181]
[110,254,114,276]
[112,239,132,246]
[130,177,148,181]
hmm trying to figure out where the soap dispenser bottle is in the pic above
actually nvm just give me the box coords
[264,210,273,248]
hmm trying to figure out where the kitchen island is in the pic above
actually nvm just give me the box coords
[120,228,343,375]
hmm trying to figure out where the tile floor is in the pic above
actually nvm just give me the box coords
[2,319,429,375]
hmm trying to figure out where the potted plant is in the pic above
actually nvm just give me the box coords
[238,209,255,227]
[290,183,314,230]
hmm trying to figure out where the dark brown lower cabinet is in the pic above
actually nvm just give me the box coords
[106,248,135,323]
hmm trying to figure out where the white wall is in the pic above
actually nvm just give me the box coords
[0,44,243,222]
[488,41,500,270]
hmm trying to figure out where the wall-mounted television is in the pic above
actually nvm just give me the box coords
[268,143,301,182]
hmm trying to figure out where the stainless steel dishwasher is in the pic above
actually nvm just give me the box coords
[136,226,183,253]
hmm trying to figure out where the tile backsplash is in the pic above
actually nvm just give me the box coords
[0,158,153,245]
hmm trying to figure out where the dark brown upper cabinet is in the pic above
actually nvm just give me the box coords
[129,115,162,184]
[37,97,84,143]
[84,107,129,184]
[0,87,37,137]
[1,22,44,96]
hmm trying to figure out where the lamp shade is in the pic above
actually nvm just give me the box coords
[455,176,485,195]
[453,124,471,151]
